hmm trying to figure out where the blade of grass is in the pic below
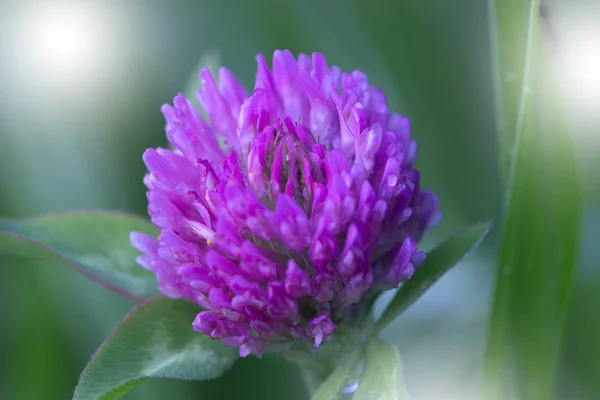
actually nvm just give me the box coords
[489,0,534,184]
[484,1,581,399]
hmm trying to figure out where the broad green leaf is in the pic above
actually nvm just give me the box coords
[73,298,238,400]
[353,339,407,400]
[311,350,361,400]
[375,221,491,333]
[0,212,159,301]
[483,1,582,399]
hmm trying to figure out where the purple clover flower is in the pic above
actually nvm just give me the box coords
[131,50,440,357]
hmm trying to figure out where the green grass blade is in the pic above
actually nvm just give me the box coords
[484,1,582,399]
[489,0,536,184]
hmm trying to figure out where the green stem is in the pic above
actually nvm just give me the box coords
[283,324,367,396]
[297,356,340,396]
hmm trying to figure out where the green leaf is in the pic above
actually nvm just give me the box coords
[73,298,238,400]
[375,221,492,333]
[311,350,361,400]
[483,2,582,399]
[0,211,160,301]
[353,338,407,400]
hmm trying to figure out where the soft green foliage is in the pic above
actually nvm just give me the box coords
[73,298,238,400]
[375,222,492,333]
[0,212,160,300]
[310,350,361,400]
[484,1,582,399]
[353,339,407,400]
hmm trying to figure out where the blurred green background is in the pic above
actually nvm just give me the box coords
[0,1,597,399]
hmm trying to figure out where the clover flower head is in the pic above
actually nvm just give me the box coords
[131,50,440,357]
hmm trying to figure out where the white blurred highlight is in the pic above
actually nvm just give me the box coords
[561,27,600,103]
[552,14,600,149]
[23,4,104,80]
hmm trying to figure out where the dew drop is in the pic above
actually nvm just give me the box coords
[342,380,359,394]
[340,359,365,398]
